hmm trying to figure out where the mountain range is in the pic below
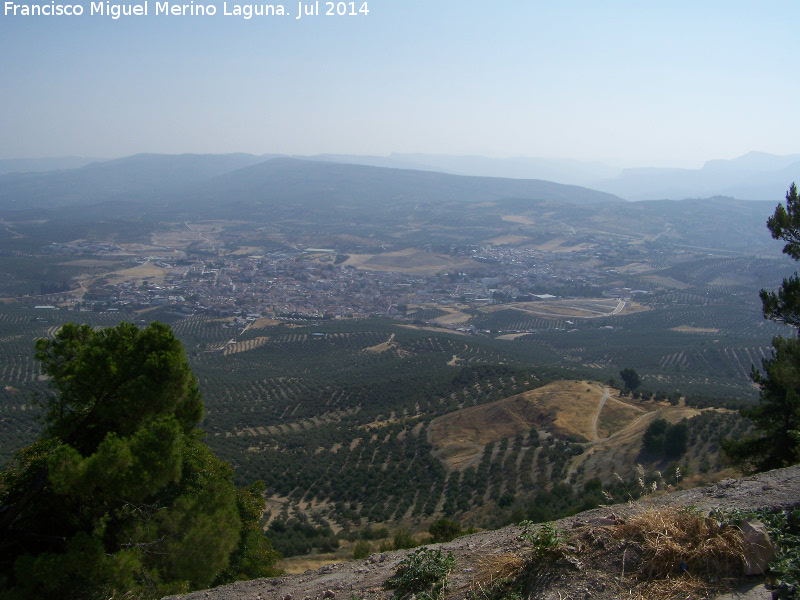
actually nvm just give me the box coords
[0,154,622,215]
[2,150,797,202]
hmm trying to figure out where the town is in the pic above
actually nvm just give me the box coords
[40,230,662,331]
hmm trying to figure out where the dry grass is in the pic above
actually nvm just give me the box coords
[595,398,644,439]
[472,508,748,600]
[279,550,352,574]
[487,234,532,245]
[429,381,606,469]
[250,317,282,328]
[500,215,536,225]
[365,333,396,354]
[342,249,482,275]
[109,263,170,282]
[610,507,746,599]
[432,309,471,325]
[472,553,526,589]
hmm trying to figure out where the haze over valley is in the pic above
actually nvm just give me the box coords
[0,153,796,568]
[3,3,800,593]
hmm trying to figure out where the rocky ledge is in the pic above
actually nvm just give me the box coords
[165,466,800,600]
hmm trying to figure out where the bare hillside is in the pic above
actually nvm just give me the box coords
[427,380,739,492]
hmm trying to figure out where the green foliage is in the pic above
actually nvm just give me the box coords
[642,418,688,459]
[762,184,800,325]
[215,481,282,585]
[267,514,339,557]
[393,527,417,550]
[0,321,279,600]
[724,183,800,471]
[723,336,800,471]
[360,525,389,540]
[763,509,800,598]
[387,547,456,600]
[0,295,779,532]
[33,321,204,455]
[353,540,372,560]
[429,518,462,543]
[517,522,567,560]
[619,367,641,391]
[718,508,800,599]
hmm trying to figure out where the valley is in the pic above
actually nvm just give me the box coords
[0,155,793,566]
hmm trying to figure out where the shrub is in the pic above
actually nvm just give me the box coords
[387,547,456,600]
[429,518,461,543]
[394,528,417,550]
[353,540,372,560]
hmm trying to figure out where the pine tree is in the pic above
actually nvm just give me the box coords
[722,184,800,472]
[0,322,279,600]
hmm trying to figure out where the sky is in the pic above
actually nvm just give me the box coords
[1,0,799,167]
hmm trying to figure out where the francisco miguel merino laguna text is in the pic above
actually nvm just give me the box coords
[5,1,286,17]
[5,0,369,18]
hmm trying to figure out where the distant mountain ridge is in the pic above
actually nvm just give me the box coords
[307,153,620,187]
[1,151,796,211]
[0,153,272,211]
[597,151,800,201]
[183,157,624,209]
[304,151,800,201]
[0,154,624,215]
[0,156,101,175]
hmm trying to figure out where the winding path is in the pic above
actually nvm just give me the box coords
[590,387,610,442]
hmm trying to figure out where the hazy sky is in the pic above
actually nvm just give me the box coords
[1,0,798,166]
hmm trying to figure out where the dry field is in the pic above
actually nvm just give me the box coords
[478,298,646,320]
[487,234,532,245]
[431,307,472,325]
[495,333,530,340]
[500,214,536,225]
[151,231,206,248]
[534,238,596,252]
[229,246,265,256]
[250,317,282,329]
[427,379,721,486]
[108,262,172,282]
[568,404,711,484]
[342,249,481,275]
[428,381,644,471]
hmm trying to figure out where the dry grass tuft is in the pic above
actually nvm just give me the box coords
[472,553,526,589]
[472,508,750,600]
[611,507,747,598]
